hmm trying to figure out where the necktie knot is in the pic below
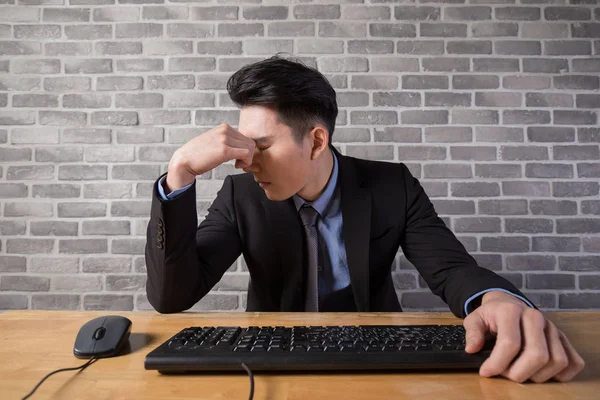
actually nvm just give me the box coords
[299,205,319,227]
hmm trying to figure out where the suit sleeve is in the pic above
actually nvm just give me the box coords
[398,164,537,318]
[145,173,242,313]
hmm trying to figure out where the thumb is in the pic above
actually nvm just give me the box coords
[463,312,487,354]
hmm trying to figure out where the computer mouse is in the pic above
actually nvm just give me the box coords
[74,315,132,359]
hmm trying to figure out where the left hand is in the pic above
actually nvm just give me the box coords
[463,291,585,383]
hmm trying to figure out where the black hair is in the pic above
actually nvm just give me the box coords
[227,54,338,143]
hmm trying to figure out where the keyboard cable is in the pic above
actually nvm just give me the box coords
[21,357,97,400]
[241,362,255,400]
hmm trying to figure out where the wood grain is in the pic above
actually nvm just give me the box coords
[0,311,597,400]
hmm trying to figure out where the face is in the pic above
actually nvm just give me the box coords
[236,105,314,201]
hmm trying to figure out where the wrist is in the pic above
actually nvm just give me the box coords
[166,156,195,193]
[482,290,527,307]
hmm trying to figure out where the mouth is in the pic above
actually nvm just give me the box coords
[258,182,271,188]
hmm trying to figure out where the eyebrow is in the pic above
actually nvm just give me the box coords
[253,136,271,145]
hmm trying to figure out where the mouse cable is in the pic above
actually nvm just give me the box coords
[21,357,96,400]
[241,362,254,400]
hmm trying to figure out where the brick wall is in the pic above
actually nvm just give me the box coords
[0,1,599,313]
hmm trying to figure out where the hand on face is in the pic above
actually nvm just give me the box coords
[463,291,585,383]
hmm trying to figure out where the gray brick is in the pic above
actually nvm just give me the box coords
[501,146,548,160]
[454,217,500,233]
[44,77,91,92]
[496,7,540,21]
[346,145,393,161]
[191,6,237,20]
[0,295,27,310]
[527,127,575,142]
[447,40,492,55]
[553,182,599,197]
[337,92,369,107]
[0,256,27,273]
[145,41,193,56]
[14,24,61,39]
[582,200,600,215]
[64,25,111,40]
[403,75,448,89]
[424,127,470,143]
[583,237,600,253]
[333,128,370,143]
[534,237,581,253]
[139,110,189,125]
[7,238,53,254]
[577,163,600,178]
[11,129,57,146]
[213,273,250,291]
[374,127,420,143]
[116,23,163,38]
[32,295,80,310]
[397,146,445,160]
[142,5,188,20]
[44,8,89,22]
[545,6,591,21]
[546,40,591,56]
[91,111,138,126]
[319,22,366,38]
[85,147,135,163]
[350,111,397,125]
[105,274,146,291]
[93,7,139,22]
[0,183,28,198]
[45,42,91,56]
[573,23,600,38]
[116,127,164,144]
[4,202,53,217]
[526,163,573,178]
[554,75,599,90]
[530,200,577,215]
[349,40,394,54]
[12,59,60,74]
[112,165,160,180]
[165,93,214,108]
[559,256,600,272]
[370,23,417,39]
[59,239,107,254]
[453,75,499,89]
[96,41,142,55]
[402,110,448,125]
[0,7,39,22]
[139,146,178,161]
[116,59,164,72]
[293,5,338,19]
[195,110,239,126]
[65,59,112,74]
[580,276,600,290]
[63,94,111,109]
[0,41,41,55]
[0,112,35,125]
[110,200,151,217]
[577,94,600,109]
[58,202,106,218]
[351,75,397,90]
[168,57,215,72]
[112,239,145,254]
[83,183,132,199]
[450,146,496,161]
[84,295,133,311]
[401,292,449,311]
[424,164,472,179]
[522,58,569,74]
[197,41,241,55]
[479,199,528,215]
[59,165,107,181]
[82,220,129,236]
[147,74,195,89]
[425,92,470,107]
[98,77,144,91]
[167,23,214,38]
[451,182,500,197]
[481,236,529,252]
[63,128,111,144]
[506,218,553,233]
[0,220,26,235]
[573,58,600,72]
[7,165,54,180]
[189,294,238,311]
[220,23,264,37]
[218,57,264,72]
[14,93,59,108]
[472,254,502,271]
[1,276,50,291]
[31,221,78,236]
[474,58,520,73]
[523,22,568,39]
[245,39,293,55]
[51,276,103,292]
[503,75,551,90]
[557,218,600,234]
[241,6,286,20]
[421,23,467,38]
[40,111,87,126]
[32,184,80,199]
[475,164,521,178]
[471,22,526,37]
[506,255,556,271]
[167,127,208,143]
[554,145,599,161]
[560,294,600,309]
[115,93,163,109]
[503,181,551,196]
[555,110,597,125]
[343,5,390,20]
[83,257,131,273]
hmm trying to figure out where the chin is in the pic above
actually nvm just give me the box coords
[262,188,293,202]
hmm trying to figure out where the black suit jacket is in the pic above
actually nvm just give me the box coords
[145,148,532,317]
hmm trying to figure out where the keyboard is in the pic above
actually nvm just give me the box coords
[145,324,495,373]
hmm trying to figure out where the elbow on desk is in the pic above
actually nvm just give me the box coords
[146,285,191,314]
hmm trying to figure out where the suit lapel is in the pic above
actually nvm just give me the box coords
[263,198,305,311]
[336,149,371,312]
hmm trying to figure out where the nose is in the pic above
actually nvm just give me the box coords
[239,151,260,173]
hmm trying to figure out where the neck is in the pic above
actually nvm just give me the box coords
[296,147,334,202]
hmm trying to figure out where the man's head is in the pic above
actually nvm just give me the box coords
[227,55,339,201]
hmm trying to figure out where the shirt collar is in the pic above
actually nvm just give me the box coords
[292,151,339,217]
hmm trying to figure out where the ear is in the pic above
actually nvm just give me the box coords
[309,125,329,160]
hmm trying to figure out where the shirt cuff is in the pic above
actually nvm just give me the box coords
[157,175,194,201]
[464,288,535,316]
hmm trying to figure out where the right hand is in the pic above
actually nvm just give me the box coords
[166,123,256,192]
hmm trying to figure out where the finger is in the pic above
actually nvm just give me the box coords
[226,125,257,147]
[553,330,586,382]
[530,321,569,383]
[501,309,549,383]
[463,312,487,354]
[226,146,253,166]
[479,304,522,378]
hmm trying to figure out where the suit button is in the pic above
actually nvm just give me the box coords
[157,218,163,227]
[157,233,163,242]
[318,265,323,272]
[157,242,163,250]
[157,226,164,235]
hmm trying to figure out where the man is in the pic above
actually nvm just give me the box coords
[145,55,584,383]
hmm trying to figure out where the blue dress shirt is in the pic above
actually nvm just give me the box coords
[158,156,534,315]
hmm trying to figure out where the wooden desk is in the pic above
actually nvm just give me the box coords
[0,311,597,400]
